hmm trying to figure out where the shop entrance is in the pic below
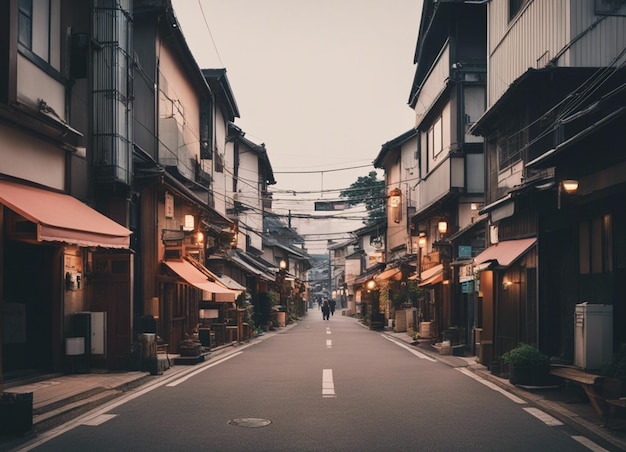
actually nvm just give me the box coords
[2,240,57,380]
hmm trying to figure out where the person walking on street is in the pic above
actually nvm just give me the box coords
[322,299,330,320]
[329,299,336,316]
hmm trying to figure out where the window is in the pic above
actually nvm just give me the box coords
[18,0,59,68]
[497,109,526,171]
[429,116,443,159]
[579,215,613,275]
[509,0,529,21]
[18,0,33,49]
[595,0,626,16]
[200,98,213,160]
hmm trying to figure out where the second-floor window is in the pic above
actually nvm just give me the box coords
[18,0,59,70]
[429,116,443,160]
[509,0,529,22]
[497,109,526,171]
[579,215,613,275]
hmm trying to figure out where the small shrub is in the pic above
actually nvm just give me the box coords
[502,343,549,368]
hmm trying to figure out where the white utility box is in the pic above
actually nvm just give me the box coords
[574,302,612,370]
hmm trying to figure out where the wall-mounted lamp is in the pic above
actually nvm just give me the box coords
[562,180,579,194]
[279,259,287,270]
[558,179,579,209]
[366,279,376,292]
[418,234,427,249]
[438,221,448,236]
[196,231,204,244]
[470,203,482,211]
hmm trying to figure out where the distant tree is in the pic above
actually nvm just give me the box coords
[339,171,385,225]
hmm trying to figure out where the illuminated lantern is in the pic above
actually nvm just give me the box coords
[389,188,402,224]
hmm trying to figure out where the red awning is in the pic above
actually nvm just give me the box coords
[164,260,237,302]
[0,180,131,248]
[474,238,537,269]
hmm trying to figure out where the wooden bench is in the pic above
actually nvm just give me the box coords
[549,366,613,422]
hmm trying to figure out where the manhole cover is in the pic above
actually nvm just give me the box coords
[228,418,272,428]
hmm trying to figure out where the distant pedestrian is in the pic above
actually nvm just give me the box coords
[322,299,330,320]
[329,299,336,316]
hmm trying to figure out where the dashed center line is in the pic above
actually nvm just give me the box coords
[326,339,332,349]
[326,327,331,335]
[322,368,336,398]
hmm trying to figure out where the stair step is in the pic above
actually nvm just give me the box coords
[33,389,121,433]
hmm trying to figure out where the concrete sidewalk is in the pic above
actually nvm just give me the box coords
[2,319,626,451]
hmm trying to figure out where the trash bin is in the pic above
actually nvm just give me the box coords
[0,392,33,436]
[139,333,159,375]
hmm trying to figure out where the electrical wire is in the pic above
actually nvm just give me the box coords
[196,0,223,67]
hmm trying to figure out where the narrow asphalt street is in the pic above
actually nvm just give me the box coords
[9,312,612,452]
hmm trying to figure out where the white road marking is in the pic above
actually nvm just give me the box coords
[166,352,243,387]
[322,368,336,398]
[456,368,527,404]
[571,435,610,452]
[523,407,563,426]
[326,327,331,335]
[382,335,437,361]
[326,339,332,349]
[81,414,117,426]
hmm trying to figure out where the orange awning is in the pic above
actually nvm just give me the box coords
[474,238,536,269]
[164,260,237,302]
[418,264,444,287]
[375,267,401,281]
[0,180,131,248]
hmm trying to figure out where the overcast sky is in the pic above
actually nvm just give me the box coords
[171,0,421,252]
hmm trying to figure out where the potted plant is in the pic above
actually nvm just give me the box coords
[502,343,550,386]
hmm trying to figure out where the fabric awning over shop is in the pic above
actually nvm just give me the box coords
[417,264,444,287]
[227,253,276,282]
[375,267,401,281]
[0,180,131,248]
[354,263,385,285]
[474,238,537,269]
[212,273,247,292]
[164,260,237,302]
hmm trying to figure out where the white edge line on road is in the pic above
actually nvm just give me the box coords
[571,435,610,452]
[80,414,117,426]
[165,352,243,387]
[381,335,437,362]
[456,368,527,404]
[522,407,563,426]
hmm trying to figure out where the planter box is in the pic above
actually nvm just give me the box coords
[0,392,33,436]
[509,364,550,386]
